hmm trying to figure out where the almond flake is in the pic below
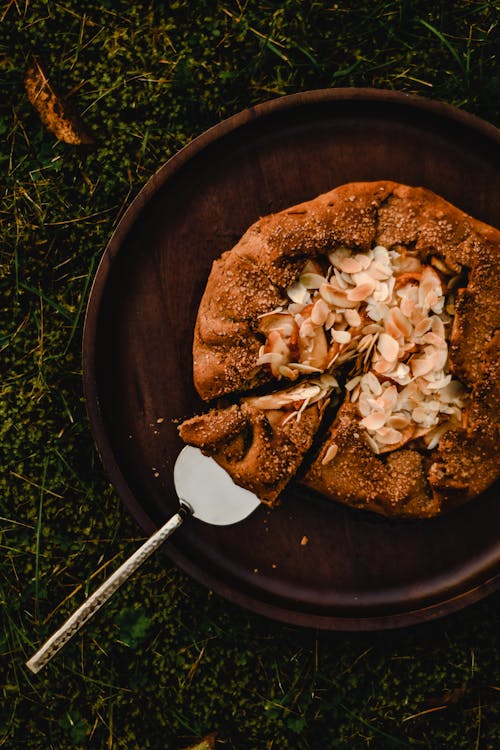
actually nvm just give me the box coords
[288,362,322,373]
[377,426,403,445]
[357,333,374,352]
[331,329,351,344]
[337,256,363,274]
[360,411,387,431]
[413,317,432,337]
[363,432,381,454]
[377,332,400,362]
[278,365,298,379]
[411,355,436,378]
[347,281,375,301]
[354,253,372,270]
[344,308,362,327]
[386,413,411,430]
[423,422,451,450]
[311,298,330,325]
[361,371,382,396]
[372,282,390,302]
[328,247,350,267]
[379,385,398,412]
[319,282,357,308]
[368,260,392,280]
[287,281,309,304]
[322,443,339,464]
[389,306,413,338]
[345,375,362,391]
[300,272,326,289]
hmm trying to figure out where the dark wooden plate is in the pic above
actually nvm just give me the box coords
[83,88,500,630]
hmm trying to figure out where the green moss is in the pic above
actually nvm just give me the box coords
[1,1,499,748]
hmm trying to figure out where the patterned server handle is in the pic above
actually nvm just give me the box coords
[26,504,192,674]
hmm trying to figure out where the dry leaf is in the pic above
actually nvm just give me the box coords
[24,57,94,145]
[181,733,216,750]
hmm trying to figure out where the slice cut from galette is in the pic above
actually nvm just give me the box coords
[178,375,337,507]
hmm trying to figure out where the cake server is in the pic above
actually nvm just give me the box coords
[26,446,260,673]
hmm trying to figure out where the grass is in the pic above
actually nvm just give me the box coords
[1,0,499,748]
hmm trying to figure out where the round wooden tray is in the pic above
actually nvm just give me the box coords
[83,88,500,630]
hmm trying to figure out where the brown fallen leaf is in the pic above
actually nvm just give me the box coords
[181,733,216,750]
[24,57,94,145]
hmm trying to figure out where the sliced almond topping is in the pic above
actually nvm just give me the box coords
[430,314,445,338]
[346,375,362,391]
[357,333,374,352]
[386,412,411,430]
[362,323,384,335]
[347,281,375,301]
[379,384,398,412]
[413,317,432,337]
[319,282,358,308]
[350,384,361,403]
[278,364,299,379]
[258,312,296,337]
[287,362,322,374]
[422,331,445,347]
[333,268,349,289]
[411,405,438,427]
[258,249,466,457]
[299,325,329,369]
[287,281,309,304]
[418,266,443,312]
[423,421,452,450]
[411,355,436,378]
[384,317,402,340]
[395,255,422,274]
[256,351,284,366]
[389,306,413,338]
[310,298,330,326]
[344,308,362,327]
[300,271,326,289]
[399,295,415,318]
[299,318,315,340]
[377,426,403,445]
[366,301,390,322]
[331,329,351,344]
[361,371,383,396]
[322,443,339,464]
[372,282,390,302]
[359,411,387,431]
[328,247,350,267]
[358,392,372,418]
[377,332,400,362]
[337,256,363,274]
[368,260,392,280]
[354,253,372,270]
[363,431,381,454]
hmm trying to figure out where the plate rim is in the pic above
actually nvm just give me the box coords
[82,87,500,630]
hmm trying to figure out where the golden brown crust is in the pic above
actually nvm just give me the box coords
[301,402,440,518]
[187,181,500,518]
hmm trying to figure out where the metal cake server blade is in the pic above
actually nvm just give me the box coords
[26,446,260,674]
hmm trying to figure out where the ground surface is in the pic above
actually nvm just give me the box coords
[1,1,499,748]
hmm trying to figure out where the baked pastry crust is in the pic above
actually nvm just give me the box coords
[184,181,500,518]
